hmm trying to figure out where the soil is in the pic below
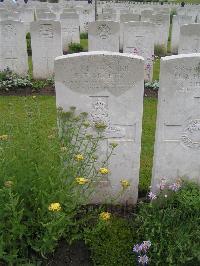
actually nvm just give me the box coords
[43,240,92,266]
[0,86,158,98]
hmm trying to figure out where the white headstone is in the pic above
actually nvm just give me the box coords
[20,8,34,33]
[55,51,144,204]
[152,54,200,192]
[0,20,28,76]
[30,20,62,79]
[178,24,200,54]
[36,12,56,21]
[150,13,170,47]
[88,21,120,52]
[171,15,193,54]
[60,13,80,52]
[120,13,141,50]
[123,21,155,81]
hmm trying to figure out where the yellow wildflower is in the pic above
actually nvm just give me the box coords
[99,168,109,175]
[48,202,61,212]
[0,135,8,141]
[74,154,84,161]
[61,146,67,152]
[120,179,130,189]
[75,177,89,185]
[4,180,13,188]
[99,212,111,221]
[48,135,55,139]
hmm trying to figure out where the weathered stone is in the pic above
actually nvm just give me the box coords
[88,21,120,52]
[30,20,62,79]
[178,24,200,54]
[0,20,28,76]
[55,51,144,204]
[152,54,200,192]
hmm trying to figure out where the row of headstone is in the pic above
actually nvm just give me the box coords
[54,51,200,204]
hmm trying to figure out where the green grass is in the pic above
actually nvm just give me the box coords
[80,38,88,51]
[153,58,160,81]
[139,98,157,193]
[0,96,157,194]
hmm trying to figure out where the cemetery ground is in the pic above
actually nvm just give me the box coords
[0,96,199,265]
[0,13,200,265]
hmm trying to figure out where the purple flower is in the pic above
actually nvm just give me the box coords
[138,254,149,265]
[148,192,157,200]
[157,178,166,191]
[133,244,143,253]
[142,241,151,252]
[169,182,181,192]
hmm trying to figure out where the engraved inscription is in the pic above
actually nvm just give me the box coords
[2,24,16,40]
[97,24,111,40]
[90,96,125,138]
[62,58,137,96]
[40,24,53,38]
[181,119,200,150]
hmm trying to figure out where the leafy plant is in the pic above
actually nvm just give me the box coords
[0,68,32,92]
[145,80,159,90]
[0,68,54,92]
[0,102,115,264]
[84,217,136,266]
[80,32,88,39]
[154,44,167,57]
[68,43,84,53]
[134,181,200,265]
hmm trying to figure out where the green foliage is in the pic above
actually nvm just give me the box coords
[84,217,136,266]
[0,101,114,264]
[26,32,32,56]
[68,43,84,53]
[135,182,200,265]
[0,68,32,92]
[145,80,159,91]
[0,69,54,92]
[80,32,88,39]
[154,44,167,57]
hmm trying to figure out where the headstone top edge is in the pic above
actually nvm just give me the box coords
[55,52,145,62]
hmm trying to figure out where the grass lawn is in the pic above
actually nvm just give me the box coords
[80,38,88,51]
[0,96,157,194]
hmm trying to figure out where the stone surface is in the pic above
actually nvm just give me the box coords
[30,20,62,79]
[152,54,200,192]
[123,21,155,81]
[60,13,80,52]
[120,13,141,50]
[150,13,170,47]
[0,20,28,76]
[88,21,120,52]
[171,15,193,54]
[55,51,144,204]
[178,24,200,54]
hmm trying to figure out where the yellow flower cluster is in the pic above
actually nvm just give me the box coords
[120,179,130,189]
[99,168,109,175]
[99,212,111,221]
[48,202,61,212]
[75,177,89,185]
[0,135,8,141]
[61,146,67,152]
[4,180,13,188]
[74,154,84,161]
